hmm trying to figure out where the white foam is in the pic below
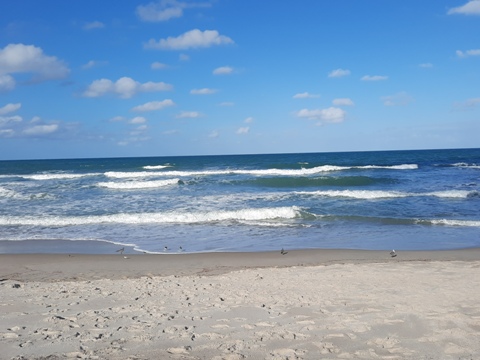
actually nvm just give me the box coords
[452,163,480,169]
[0,206,302,226]
[424,219,480,227]
[143,164,172,170]
[97,178,180,189]
[22,173,99,180]
[296,189,478,200]
[104,164,418,179]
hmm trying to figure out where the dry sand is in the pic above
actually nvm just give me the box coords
[1,249,480,359]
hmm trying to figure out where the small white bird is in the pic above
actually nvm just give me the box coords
[390,249,397,257]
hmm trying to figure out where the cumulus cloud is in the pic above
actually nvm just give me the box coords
[0,103,21,115]
[190,88,217,95]
[176,111,202,118]
[328,69,350,78]
[456,49,480,58]
[453,97,480,110]
[23,124,59,136]
[381,92,414,106]
[361,75,388,81]
[448,0,480,15]
[144,29,234,50]
[83,21,105,30]
[213,66,233,75]
[293,92,321,99]
[209,130,219,138]
[136,0,211,22]
[236,126,249,135]
[0,75,15,91]
[332,98,354,106]
[132,99,175,112]
[296,107,346,124]
[0,44,69,87]
[0,114,70,139]
[83,77,173,98]
[129,116,147,124]
[419,63,433,68]
[244,117,254,123]
[151,61,168,69]
[82,60,107,69]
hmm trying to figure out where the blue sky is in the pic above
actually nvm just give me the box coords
[0,0,479,160]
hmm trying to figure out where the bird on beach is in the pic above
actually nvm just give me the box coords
[116,247,125,255]
[179,246,184,252]
[164,246,169,252]
[390,249,397,257]
[281,248,288,255]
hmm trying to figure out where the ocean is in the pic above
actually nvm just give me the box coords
[0,148,479,254]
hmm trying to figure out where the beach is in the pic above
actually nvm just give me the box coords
[2,249,480,359]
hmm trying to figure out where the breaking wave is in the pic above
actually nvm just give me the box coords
[97,178,181,189]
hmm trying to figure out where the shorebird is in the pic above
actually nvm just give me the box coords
[179,246,184,252]
[281,248,288,255]
[164,246,169,252]
[116,247,125,255]
[390,249,397,257]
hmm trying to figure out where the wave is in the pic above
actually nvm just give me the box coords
[417,219,480,227]
[104,164,418,179]
[0,206,304,226]
[143,164,172,170]
[22,173,99,180]
[451,163,480,169]
[295,189,479,200]
[97,178,181,189]
[250,176,395,188]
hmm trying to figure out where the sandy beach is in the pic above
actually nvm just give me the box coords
[1,249,480,359]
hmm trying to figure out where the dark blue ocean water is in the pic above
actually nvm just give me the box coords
[0,149,479,253]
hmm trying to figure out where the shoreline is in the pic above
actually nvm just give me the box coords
[2,247,480,282]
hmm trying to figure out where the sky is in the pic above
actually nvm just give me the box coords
[0,0,479,160]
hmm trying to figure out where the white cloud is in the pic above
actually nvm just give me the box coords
[176,111,202,118]
[109,116,125,122]
[162,129,179,135]
[82,60,107,69]
[129,116,147,124]
[151,61,168,69]
[448,0,480,15]
[456,49,480,58]
[208,130,219,138]
[328,69,350,78]
[22,124,59,136]
[236,126,249,135]
[0,103,21,115]
[453,97,480,109]
[0,75,15,91]
[361,75,388,81]
[244,117,254,123]
[419,63,433,68]
[213,66,233,75]
[83,77,173,98]
[83,21,105,30]
[381,92,414,106]
[332,98,354,106]
[190,88,217,95]
[293,92,321,99]
[145,29,234,50]
[0,114,22,127]
[132,99,175,112]
[0,44,69,85]
[296,107,346,124]
[136,0,211,22]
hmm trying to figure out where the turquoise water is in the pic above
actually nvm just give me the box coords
[0,149,479,253]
